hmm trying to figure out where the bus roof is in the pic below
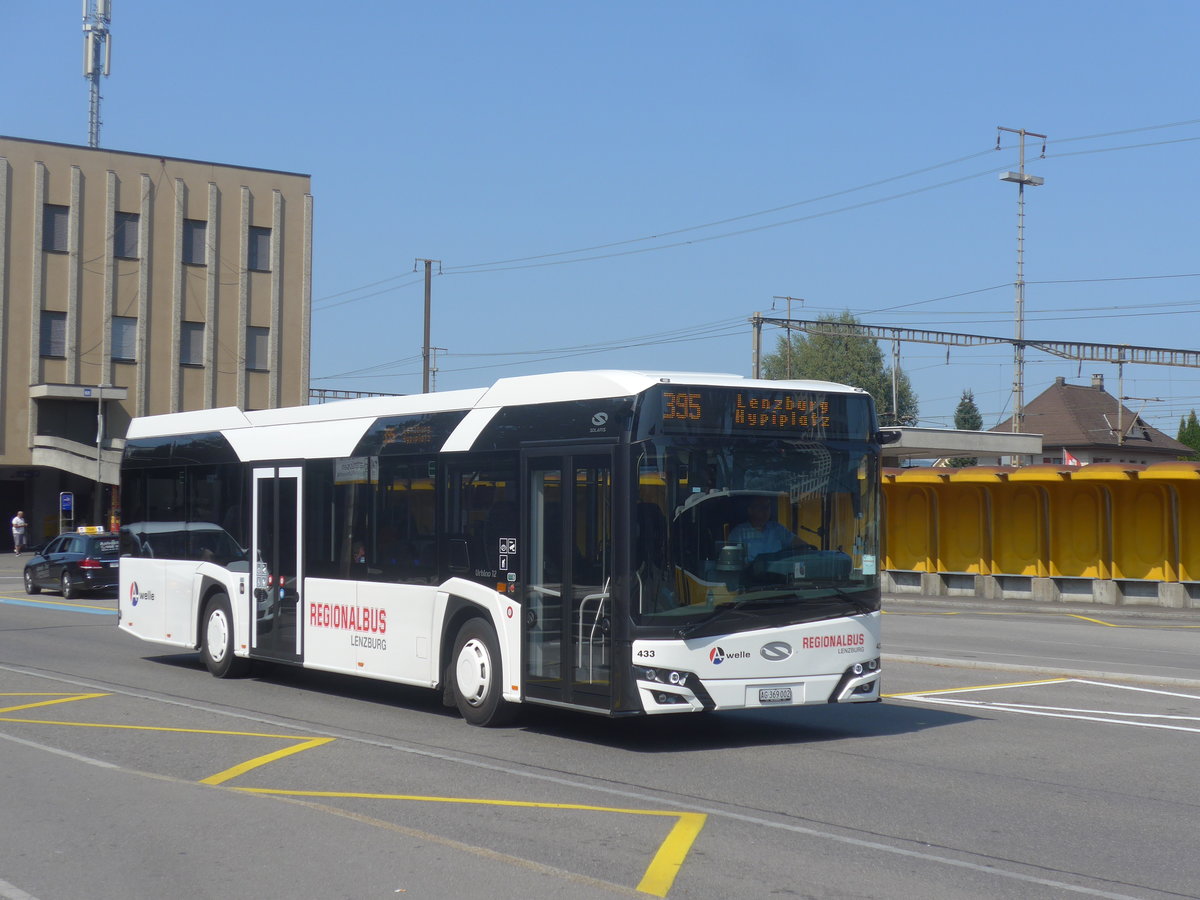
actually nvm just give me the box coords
[126,370,867,457]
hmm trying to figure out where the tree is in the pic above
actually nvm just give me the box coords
[1177,410,1200,460]
[947,389,983,467]
[761,311,918,426]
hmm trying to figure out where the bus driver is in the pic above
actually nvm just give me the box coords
[727,496,812,561]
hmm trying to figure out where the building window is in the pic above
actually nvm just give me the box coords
[248,226,271,272]
[246,326,269,370]
[40,311,67,357]
[43,204,70,252]
[181,321,205,365]
[183,219,207,266]
[114,211,140,259]
[112,316,137,361]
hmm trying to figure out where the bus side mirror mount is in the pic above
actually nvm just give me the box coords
[875,429,902,445]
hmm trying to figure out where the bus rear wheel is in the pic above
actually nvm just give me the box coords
[201,592,250,678]
[450,618,515,727]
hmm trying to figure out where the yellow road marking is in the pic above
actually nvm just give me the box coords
[0,715,334,742]
[201,737,336,785]
[0,692,705,896]
[885,677,1070,698]
[241,788,704,897]
[0,693,109,714]
[1064,614,1120,626]
[636,812,707,896]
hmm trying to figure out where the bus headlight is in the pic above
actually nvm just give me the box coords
[640,666,691,687]
[852,658,881,676]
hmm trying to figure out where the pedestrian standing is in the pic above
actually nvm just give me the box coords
[11,510,26,554]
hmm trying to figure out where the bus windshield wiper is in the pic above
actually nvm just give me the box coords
[808,584,875,615]
[674,596,785,639]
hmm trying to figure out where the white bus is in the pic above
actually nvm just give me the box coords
[118,370,887,725]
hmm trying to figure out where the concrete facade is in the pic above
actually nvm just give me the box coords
[0,135,312,542]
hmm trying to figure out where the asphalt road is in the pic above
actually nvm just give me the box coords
[1,558,1198,900]
[882,594,1200,685]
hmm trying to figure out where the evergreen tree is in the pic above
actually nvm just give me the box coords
[948,389,983,467]
[1177,410,1200,460]
[761,311,918,426]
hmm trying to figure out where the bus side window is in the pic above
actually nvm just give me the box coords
[378,457,437,584]
[443,460,517,586]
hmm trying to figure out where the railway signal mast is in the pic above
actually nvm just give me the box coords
[997,126,1047,436]
[83,0,113,148]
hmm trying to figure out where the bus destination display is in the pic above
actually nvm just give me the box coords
[656,386,858,437]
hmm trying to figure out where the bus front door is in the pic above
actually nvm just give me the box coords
[523,452,613,711]
[251,466,303,663]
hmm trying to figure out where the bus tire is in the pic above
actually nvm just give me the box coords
[449,618,515,727]
[201,592,249,678]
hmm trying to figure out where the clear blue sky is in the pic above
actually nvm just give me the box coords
[5,1,1200,435]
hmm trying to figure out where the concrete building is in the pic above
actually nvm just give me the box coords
[0,135,312,544]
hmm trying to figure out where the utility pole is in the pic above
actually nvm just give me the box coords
[751,313,763,379]
[997,126,1046,437]
[414,258,441,393]
[772,296,803,379]
[83,0,112,149]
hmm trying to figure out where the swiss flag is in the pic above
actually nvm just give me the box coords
[1063,448,1082,467]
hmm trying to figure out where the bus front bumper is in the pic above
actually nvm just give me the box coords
[634,659,881,714]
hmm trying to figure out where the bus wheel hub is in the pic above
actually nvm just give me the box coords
[455,639,490,706]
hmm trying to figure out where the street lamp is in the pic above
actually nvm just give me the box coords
[94,383,107,527]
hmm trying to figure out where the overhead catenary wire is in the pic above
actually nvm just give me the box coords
[310,117,1200,305]
[313,317,747,381]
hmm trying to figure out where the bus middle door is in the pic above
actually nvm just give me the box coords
[251,466,303,663]
[523,450,614,711]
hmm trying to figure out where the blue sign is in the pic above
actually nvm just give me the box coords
[60,492,74,514]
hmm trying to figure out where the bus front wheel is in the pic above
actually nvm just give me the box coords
[450,618,515,727]
[201,592,250,678]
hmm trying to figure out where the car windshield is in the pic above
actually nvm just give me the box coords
[630,436,880,630]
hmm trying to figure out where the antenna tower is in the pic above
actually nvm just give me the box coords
[83,0,113,148]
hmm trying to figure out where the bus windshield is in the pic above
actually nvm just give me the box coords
[631,435,880,630]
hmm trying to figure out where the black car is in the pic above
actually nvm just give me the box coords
[24,532,121,598]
